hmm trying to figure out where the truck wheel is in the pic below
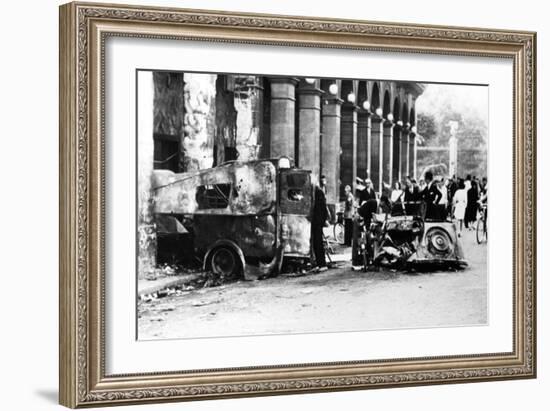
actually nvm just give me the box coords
[209,247,242,280]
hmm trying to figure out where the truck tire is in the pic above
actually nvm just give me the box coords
[209,246,242,281]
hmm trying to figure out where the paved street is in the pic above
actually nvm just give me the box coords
[138,228,487,340]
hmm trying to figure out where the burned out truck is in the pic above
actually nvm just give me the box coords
[152,157,312,280]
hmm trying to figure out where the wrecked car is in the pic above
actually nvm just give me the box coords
[152,157,312,280]
[362,212,467,271]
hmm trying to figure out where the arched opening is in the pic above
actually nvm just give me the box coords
[381,90,393,186]
[402,103,409,126]
[358,81,368,110]
[393,97,400,122]
[392,97,401,182]
[340,80,356,200]
[400,102,410,180]
[356,81,370,181]
[341,80,354,104]
[408,106,416,177]
[371,82,381,114]
[382,90,391,119]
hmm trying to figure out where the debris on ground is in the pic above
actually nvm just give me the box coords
[143,263,203,281]
[191,299,221,307]
[140,292,159,302]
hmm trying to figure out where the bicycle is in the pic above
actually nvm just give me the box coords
[322,233,335,264]
[476,203,488,244]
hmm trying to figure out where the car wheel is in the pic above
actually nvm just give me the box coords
[426,227,453,258]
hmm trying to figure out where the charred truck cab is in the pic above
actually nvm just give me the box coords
[152,157,312,280]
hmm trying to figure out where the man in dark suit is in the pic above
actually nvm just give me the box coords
[404,176,420,215]
[422,171,442,220]
[351,178,379,270]
[352,197,379,269]
[311,183,329,271]
[446,175,457,217]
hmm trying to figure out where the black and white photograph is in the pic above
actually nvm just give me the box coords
[136,71,488,340]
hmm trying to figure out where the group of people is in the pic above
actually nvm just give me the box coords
[444,175,488,234]
[310,172,488,272]
[349,173,487,235]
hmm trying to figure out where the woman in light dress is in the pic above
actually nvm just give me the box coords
[453,179,468,236]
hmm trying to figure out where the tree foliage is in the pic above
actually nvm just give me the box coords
[416,88,488,179]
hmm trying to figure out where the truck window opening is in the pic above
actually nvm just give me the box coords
[196,184,231,209]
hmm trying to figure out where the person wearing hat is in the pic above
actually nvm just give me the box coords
[351,178,378,270]
[421,171,442,220]
[343,185,355,246]
[311,177,330,272]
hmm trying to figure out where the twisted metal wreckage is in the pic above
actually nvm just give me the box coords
[152,157,467,280]
[361,213,467,271]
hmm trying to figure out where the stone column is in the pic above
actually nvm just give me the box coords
[340,102,358,200]
[401,127,410,179]
[357,110,371,184]
[409,132,416,178]
[382,119,394,188]
[269,78,298,159]
[182,73,217,172]
[321,96,343,212]
[370,116,383,192]
[297,84,323,184]
[392,124,401,184]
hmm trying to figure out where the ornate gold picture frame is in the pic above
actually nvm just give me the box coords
[59,1,536,408]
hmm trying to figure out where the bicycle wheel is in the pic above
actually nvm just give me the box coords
[323,238,334,263]
[476,218,484,244]
[333,223,345,245]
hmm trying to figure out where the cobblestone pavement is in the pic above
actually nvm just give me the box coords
[138,228,487,340]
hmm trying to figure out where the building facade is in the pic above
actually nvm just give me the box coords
[151,72,424,207]
[139,72,424,276]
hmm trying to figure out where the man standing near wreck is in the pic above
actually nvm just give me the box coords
[311,179,329,272]
[422,171,442,220]
[343,185,355,246]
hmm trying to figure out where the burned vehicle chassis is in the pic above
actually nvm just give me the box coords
[152,158,313,281]
[360,212,467,272]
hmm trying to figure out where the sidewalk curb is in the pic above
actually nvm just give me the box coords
[138,273,203,297]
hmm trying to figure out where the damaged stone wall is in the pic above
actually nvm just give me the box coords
[214,75,237,165]
[234,76,264,161]
[139,72,268,276]
[152,73,264,171]
[153,72,185,144]
[181,73,217,171]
